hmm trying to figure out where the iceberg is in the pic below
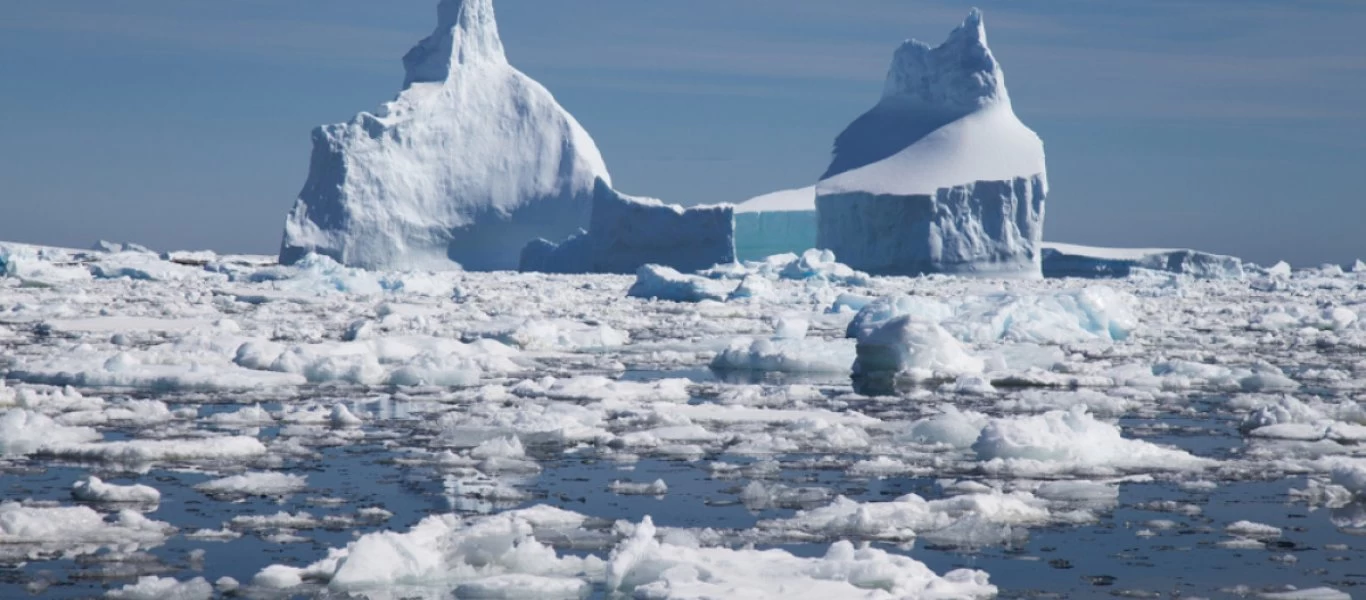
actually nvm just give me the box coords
[815,10,1046,277]
[1041,242,1246,279]
[279,0,611,271]
[734,186,817,262]
[520,179,735,274]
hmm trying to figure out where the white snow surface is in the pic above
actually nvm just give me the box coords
[279,0,611,271]
[820,102,1044,198]
[735,186,816,214]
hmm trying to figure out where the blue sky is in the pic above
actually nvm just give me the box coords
[1,0,1362,266]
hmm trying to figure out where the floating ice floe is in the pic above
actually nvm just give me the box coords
[195,472,308,499]
[0,409,102,456]
[756,490,1054,547]
[43,436,268,465]
[609,517,997,599]
[106,576,213,600]
[627,265,734,303]
[252,506,603,594]
[71,476,161,505]
[0,502,175,563]
[972,408,1214,477]
[609,479,668,496]
[712,337,858,374]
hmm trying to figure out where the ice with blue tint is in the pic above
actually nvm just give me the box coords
[733,186,817,262]
[815,10,1047,278]
[1042,242,1246,279]
[521,179,735,274]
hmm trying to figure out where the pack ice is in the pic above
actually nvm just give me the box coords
[278,0,611,271]
[816,10,1047,277]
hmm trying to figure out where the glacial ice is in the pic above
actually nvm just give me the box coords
[815,10,1047,277]
[520,179,736,274]
[1042,242,1246,279]
[734,186,817,262]
[278,0,611,271]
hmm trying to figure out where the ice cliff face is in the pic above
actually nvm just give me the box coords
[521,179,735,274]
[734,187,817,262]
[279,0,611,271]
[816,10,1047,277]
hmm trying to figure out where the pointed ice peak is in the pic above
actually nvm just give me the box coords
[403,0,507,88]
[959,8,985,37]
[880,8,1007,111]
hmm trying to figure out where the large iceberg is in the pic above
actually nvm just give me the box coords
[278,0,611,271]
[815,10,1046,277]
[520,179,735,274]
[734,186,817,262]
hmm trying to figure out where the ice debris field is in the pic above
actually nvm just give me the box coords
[0,242,1363,599]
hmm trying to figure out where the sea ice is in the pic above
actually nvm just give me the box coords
[0,502,174,562]
[627,265,734,303]
[973,408,1213,476]
[71,476,161,505]
[195,472,308,498]
[609,516,997,599]
[106,576,213,600]
[711,336,858,374]
[0,409,102,456]
[853,316,985,379]
[253,508,604,593]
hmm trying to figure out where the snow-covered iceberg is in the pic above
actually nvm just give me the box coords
[279,0,611,271]
[734,186,816,262]
[520,179,735,274]
[1041,242,1246,279]
[815,10,1046,277]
